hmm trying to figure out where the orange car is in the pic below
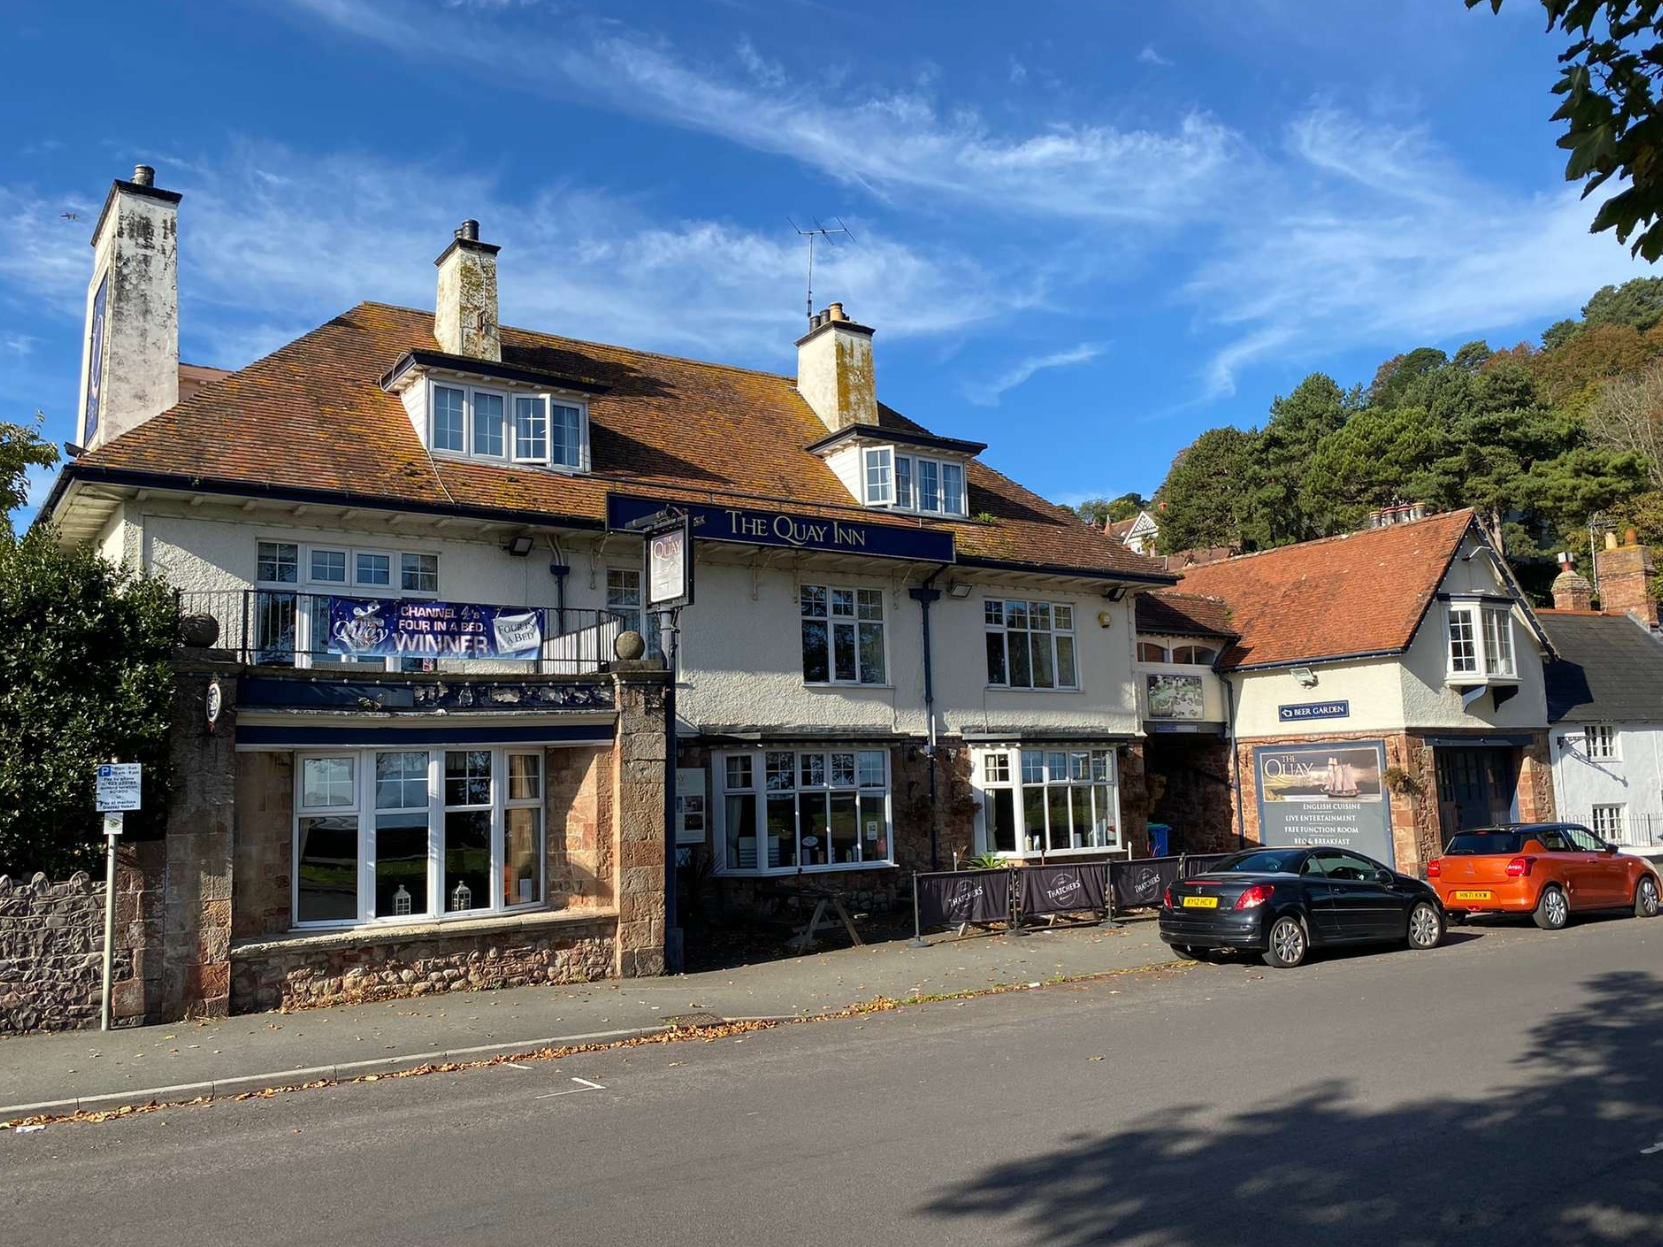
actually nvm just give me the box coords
[1428,822,1662,930]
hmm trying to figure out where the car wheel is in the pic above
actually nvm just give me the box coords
[1634,874,1660,919]
[1533,884,1570,931]
[1262,915,1308,969]
[1406,900,1444,950]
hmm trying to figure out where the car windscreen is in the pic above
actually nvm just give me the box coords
[1444,832,1522,856]
[1214,849,1305,874]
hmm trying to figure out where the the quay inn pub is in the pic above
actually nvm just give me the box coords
[38,165,1196,1020]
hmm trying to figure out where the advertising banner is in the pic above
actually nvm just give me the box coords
[1019,863,1109,919]
[915,869,1010,929]
[328,598,543,661]
[1253,739,1395,866]
[1110,856,1182,912]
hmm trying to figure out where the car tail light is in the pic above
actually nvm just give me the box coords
[1427,859,1441,878]
[1163,886,1174,909]
[1505,856,1535,878]
[1235,884,1272,910]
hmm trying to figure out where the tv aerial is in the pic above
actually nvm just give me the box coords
[788,217,855,327]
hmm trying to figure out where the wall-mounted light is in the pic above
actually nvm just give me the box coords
[505,534,535,557]
[1102,585,1128,602]
[1291,666,1318,688]
[947,582,973,599]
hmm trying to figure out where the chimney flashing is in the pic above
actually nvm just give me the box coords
[793,313,874,349]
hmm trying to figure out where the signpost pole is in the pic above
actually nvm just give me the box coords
[94,759,140,1032]
[662,607,682,974]
[908,873,927,948]
[99,818,119,1031]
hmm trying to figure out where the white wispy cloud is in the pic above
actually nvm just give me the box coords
[735,34,784,88]
[1137,45,1172,67]
[963,342,1104,407]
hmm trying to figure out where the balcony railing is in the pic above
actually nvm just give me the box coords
[178,590,628,676]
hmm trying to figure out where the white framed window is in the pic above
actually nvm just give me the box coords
[887,452,966,516]
[984,599,1078,690]
[513,395,548,463]
[257,541,299,585]
[1584,725,1620,760]
[293,746,547,929]
[1591,803,1626,841]
[433,385,467,452]
[355,550,393,588]
[605,567,665,661]
[863,446,894,505]
[714,748,892,874]
[896,456,913,508]
[254,542,440,672]
[551,403,583,469]
[310,547,348,585]
[1447,600,1517,681]
[426,379,588,472]
[800,584,886,685]
[974,746,1120,857]
[1172,645,1217,665]
[472,390,506,458]
[401,552,439,594]
[1135,641,1169,663]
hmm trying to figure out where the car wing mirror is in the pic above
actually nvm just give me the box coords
[1375,869,1396,885]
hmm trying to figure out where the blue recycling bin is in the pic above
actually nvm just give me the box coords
[1147,823,1171,858]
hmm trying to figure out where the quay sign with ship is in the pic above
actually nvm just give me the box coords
[1253,739,1395,867]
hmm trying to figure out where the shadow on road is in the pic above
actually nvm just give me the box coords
[919,970,1663,1245]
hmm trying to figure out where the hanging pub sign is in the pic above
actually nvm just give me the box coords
[607,493,956,564]
[646,513,694,611]
[328,598,543,661]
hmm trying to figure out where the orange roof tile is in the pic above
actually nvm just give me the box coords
[1165,510,1476,669]
[73,303,1171,582]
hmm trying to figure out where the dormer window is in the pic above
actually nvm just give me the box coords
[863,447,894,504]
[1446,598,1517,682]
[424,379,589,472]
[862,447,965,516]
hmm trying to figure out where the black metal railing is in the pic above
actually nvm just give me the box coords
[178,589,628,676]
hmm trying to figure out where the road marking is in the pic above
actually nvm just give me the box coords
[499,1063,533,1072]
[1641,1141,1663,1155]
[534,1077,607,1101]
[570,1077,605,1090]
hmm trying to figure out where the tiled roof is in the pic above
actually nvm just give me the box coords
[1539,611,1663,723]
[73,303,1172,581]
[1166,510,1475,669]
[1106,516,1137,540]
[1135,591,1236,639]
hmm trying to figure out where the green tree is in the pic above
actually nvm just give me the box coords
[1367,348,1449,408]
[0,416,60,536]
[1072,492,1147,527]
[1583,276,1663,331]
[1542,318,1583,351]
[1247,373,1360,546]
[1469,1,1663,259]
[1299,406,1448,534]
[1154,427,1258,553]
[0,526,179,878]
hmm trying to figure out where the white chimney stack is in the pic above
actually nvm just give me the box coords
[78,164,181,449]
[434,219,501,361]
[796,302,877,433]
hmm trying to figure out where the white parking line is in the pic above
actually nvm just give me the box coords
[534,1077,608,1101]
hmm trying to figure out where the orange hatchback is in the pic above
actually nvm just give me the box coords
[1429,823,1662,930]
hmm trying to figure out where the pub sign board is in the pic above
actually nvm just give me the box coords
[607,493,956,564]
[1277,700,1350,724]
[1253,739,1395,867]
[646,515,694,611]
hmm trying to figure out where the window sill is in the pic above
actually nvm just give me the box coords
[1444,674,1522,687]
[985,685,1084,695]
[715,861,898,878]
[244,906,617,955]
[996,847,1124,860]
[803,682,895,691]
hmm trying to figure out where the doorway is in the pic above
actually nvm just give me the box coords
[1435,747,1519,844]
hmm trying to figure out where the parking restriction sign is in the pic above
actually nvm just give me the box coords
[95,763,142,812]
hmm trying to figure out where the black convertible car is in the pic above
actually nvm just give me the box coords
[1159,846,1446,968]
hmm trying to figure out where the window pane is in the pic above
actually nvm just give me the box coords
[831,753,856,787]
[831,588,856,617]
[514,395,548,461]
[444,750,492,807]
[918,459,940,511]
[504,807,542,905]
[254,590,297,663]
[375,811,429,918]
[985,630,1007,685]
[833,621,857,682]
[298,815,358,923]
[864,448,892,504]
[401,553,439,593]
[1022,751,1045,784]
[829,792,859,864]
[1031,601,1053,631]
[800,753,827,787]
[1022,786,1046,854]
[1006,600,1028,629]
[443,809,491,911]
[1047,787,1071,851]
[859,793,887,861]
[858,751,886,787]
[984,752,1011,784]
[1053,605,1073,632]
[896,456,912,508]
[984,600,1004,626]
[766,795,796,868]
[1070,751,1090,781]
[473,391,505,456]
[375,751,428,810]
[802,619,830,682]
[988,788,1016,853]
[800,793,830,866]
[356,552,391,586]
[858,622,885,683]
[1070,786,1092,849]
[508,752,542,800]
[725,754,753,791]
[258,542,298,584]
[1448,608,1477,673]
[941,462,964,515]
[857,588,884,621]
[765,752,795,791]
[1056,635,1077,688]
[310,548,346,583]
[1046,751,1067,779]
[1009,627,1032,687]
[1030,632,1055,688]
[551,404,582,467]
[433,386,465,451]
[302,756,355,808]
[800,585,827,617]
[726,793,758,869]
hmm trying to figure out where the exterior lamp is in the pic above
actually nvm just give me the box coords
[505,534,535,557]
[947,582,973,599]
[1292,666,1318,688]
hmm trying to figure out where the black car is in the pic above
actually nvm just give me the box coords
[1159,846,1446,969]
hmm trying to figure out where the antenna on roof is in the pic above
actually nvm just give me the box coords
[788,217,854,327]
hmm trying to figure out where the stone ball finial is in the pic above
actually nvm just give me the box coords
[180,613,221,648]
[614,629,647,661]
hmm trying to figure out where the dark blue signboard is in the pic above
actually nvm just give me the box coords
[607,493,955,563]
[84,273,108,441]
[1277,700,1350,723]
[328,597,543,660]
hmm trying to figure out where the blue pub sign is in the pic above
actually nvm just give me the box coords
[607,494,956,564]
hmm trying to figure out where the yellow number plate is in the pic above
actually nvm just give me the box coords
[1452,890,1492,901]
[1182,895,1220,909]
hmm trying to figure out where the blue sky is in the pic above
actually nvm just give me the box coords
[2,0,1653,523]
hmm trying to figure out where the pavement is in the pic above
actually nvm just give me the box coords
[0,914,1177,1117]
[5,909,1661,1246]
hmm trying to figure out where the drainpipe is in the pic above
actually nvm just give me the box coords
[1223,672,1247,849]
[545,537,569,635]
[909,568,947,870]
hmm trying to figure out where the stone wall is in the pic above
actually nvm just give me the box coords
[232,913,616,1012]
[1146,736,1236,854]
[0,872,122,1034]
[549,746,611,911]
[232,751,292,939]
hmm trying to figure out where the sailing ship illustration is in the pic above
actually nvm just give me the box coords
[1322,755,1361,798]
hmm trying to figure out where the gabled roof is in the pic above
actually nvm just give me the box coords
[1539,611,1663,723]
[57,303,1174,583]
[1166,510,1479,670]
[1135,591,1236,639]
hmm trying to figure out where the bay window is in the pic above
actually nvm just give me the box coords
[425,379,588,471]
[716,748,892,874]
[1446,599,1517,681]
[870,449,966,515]
[801,584,886,684]
[975,746,1120,857]
[293,747,546,927]
[985,599,1078,690]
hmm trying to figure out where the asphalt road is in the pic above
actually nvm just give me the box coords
[7,913,1663,1247]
